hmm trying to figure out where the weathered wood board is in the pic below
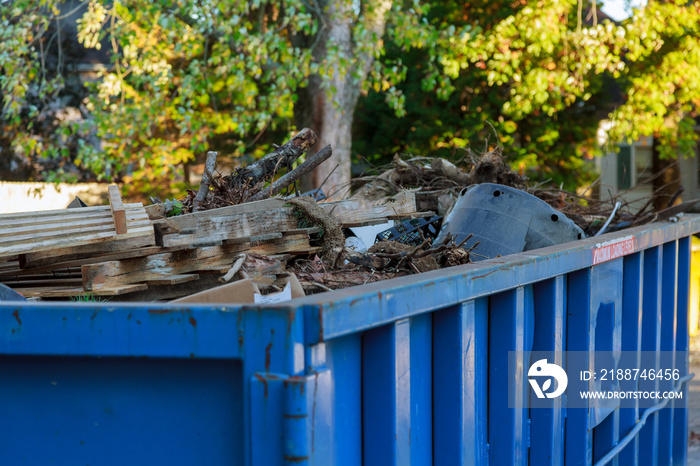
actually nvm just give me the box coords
[83,230,312,290]
[153,191,425,247]
[0,247,175,279]
[19,236,158,269]
[108,185,127,234]
[14,283,148,298]
[157,208,298,248]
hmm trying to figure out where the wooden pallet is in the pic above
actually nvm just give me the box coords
[0,203,155,261]
[82,230,314,291]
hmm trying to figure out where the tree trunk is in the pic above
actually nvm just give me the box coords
[295,0,392,198]
[652,136,683,211]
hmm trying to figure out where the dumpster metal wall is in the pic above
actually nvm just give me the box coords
[0,216,698,465]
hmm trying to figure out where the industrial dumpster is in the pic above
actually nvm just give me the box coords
[1,216,698,465]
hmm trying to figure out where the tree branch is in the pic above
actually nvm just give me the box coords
[248,145,333,201]
[193,151,217,211]
[226,128,317,189]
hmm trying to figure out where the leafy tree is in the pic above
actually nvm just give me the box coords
[608,0,700,157]
[2,0,700,199]
[0,1,95,182]
[2,0,409,197]
[355,0,700,191]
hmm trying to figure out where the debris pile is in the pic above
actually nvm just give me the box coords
[0,130,433,300]
[0,187,430,300]
[3,129,684,302]
[350,148,668,235]
[351,147,527,218]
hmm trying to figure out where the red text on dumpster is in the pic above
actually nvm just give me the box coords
[593,236,635,265]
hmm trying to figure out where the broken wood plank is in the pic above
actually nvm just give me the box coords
[190,265,233,274]
[4,278,84,288]
[320,191,420,224]
[111,275,223,302]
[283,227,323,236]
[108,185,127,234]
[0,247,176,279]
[340,218,391,228]
[14,283,147,298]
[278,247,322,256]
[82,246,250,291]
[2,272,82,281]
[247,231,313,255]
[0,204,147,229]
[143,274,200,286]
[0,261,20,274]
[0,224,154,260]
[82,231,313,290]
[0,255,19,265]
[0,211,149,243]
[19,236,159,269]
[153,198,287,233]
[158,207,298,248]
[153,191,421,248]
[249,232,284,243]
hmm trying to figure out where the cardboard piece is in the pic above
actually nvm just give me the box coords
[172,273,304,304]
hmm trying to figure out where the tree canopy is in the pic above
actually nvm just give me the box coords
[1,0,699,196]
[357,0,700,189]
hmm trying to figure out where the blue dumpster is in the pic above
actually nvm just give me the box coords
[0,216,697,465]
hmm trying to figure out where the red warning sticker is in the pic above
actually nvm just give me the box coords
[593,236,636,265]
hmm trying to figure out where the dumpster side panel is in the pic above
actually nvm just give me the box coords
[640,246,663,463]
[488,287,533,466]
[0,356,244,465]
[565,268,594,466]
[530,276,567,466]
[324,334,362,466]
[659,241,679,464]
[432,299,488,465]
[674,236,691,465]
[619,252,643,465]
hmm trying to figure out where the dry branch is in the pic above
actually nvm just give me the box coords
[226,128,317,190]
[193,151,218,212]
[219,254,246,283]
[248,145,333,202]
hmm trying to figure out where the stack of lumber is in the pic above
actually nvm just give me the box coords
[0,187,431,301]
[0,186,158,298]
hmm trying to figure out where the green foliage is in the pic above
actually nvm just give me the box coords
[1,0,404,196]
[164,198,184,216]
[69,292,110,303]
[356,0,700,189]
[0,1,91,181]
[607,1,700,159]
[71,0,319,196]
[2,0,700,193]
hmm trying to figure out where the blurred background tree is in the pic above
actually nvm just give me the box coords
[1,0,699,198]
[1,0,410,198]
